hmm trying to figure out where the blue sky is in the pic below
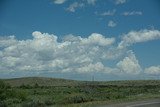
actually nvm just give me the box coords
[0,0,160,80]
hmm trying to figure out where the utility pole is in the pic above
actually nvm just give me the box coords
[92,75,94,82]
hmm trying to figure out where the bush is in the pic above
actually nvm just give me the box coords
[0,80,11,89]
[0,80,12,101]
[0,91,7,100]
[16,90,27,101]
[62,94,92,104]
[4,98,21,105]
[34,83,39,88]
[19,84,32,89]
[44,99,55,106]
[22,100,45,107]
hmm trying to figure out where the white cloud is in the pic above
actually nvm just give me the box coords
[118,29,160,49]
[108,20,117,27]
[66,2,84,12]
[145,66,160,75]
[81,33,115,46]
[100,9,116,16]
[122,11,142,16]
[65,0,97,13]
[1,29,160,78]
[115,0,127,5]
[0,31,117,74]
[87,0,97,5]
[77,62,105,73]
[77,62,119,74]
[53,0,67,4]
[116,51,142,74]
[0,36,17,48]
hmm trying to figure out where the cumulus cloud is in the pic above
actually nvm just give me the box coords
[116,51,142,74]
[0,36,17,48]
[77,62,106,73]
[122,11,142,16]
[0,31,118,74]
[1,29,160,78]
[118,29,160,49]
[53,0,67,4]
[108,20,117,27]
[81,33,115,46]
[66,2,84,12]
[145,66,160,75]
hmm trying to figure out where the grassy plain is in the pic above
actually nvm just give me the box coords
[1,77,160,107]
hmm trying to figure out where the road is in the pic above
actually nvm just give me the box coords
[99,99,160,107]
[126,102,160,107]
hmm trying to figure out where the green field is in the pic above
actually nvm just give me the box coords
[1,77,160,107]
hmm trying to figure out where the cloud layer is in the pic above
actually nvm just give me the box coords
[0,29,160,79]
[0,31,117,74]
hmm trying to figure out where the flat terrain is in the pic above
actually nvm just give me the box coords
[1,77,160,107]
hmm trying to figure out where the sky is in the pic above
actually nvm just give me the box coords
[0,0,160,80]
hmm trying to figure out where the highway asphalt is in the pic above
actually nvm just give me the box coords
[99,99,160,107]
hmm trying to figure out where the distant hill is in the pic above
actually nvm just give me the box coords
[2,77,82,87]
[2,77,160,87]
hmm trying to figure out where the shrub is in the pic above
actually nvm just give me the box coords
[0,80,11,89]
[0,80,12,101]
[19,84,32,89]
[44,99,55,105]
[4,98,21,105]
[15,90,27,101]
[62,94,92,104]
[22,100,45,107]
[0,91,7,100]
[34,83,39,88]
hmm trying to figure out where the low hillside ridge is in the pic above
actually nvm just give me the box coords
[2,77,160,87]
[3,77,81,87]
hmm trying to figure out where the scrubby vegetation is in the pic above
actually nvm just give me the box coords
[1,78,160,107]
